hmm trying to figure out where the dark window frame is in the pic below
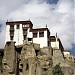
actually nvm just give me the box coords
[28,38,32,41]
[10,25,14,30]
[10,31,14,36]
[22,24,29,28]
[23,29,27,35]
[23,35,26,40]
[16,25,19,29]
[33,32,37,38]
[10,36,13,40]
[39,31,44,37]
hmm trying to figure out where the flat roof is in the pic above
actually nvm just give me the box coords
[64,50,70,52]
[6,20,33,26]
[30,28,50,32]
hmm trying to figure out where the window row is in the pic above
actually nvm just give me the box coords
[10,24,29,30]
[10,25,19,29]
[33,32,44,38]
[10,31,44,40]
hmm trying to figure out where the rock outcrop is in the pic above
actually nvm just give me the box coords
[1,40,75,75]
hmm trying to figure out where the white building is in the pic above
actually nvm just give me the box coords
[50,36,64,50]
[63,50,70,56]
[50,35,64,57]
[29,28,50,48]
[5,20,50,48]
[5,21,33,46]
[63,50,75,63]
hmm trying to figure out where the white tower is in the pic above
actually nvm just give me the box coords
[5,20,33,46]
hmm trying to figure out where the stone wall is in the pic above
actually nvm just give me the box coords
[52,48,64,66]
[52,48,75,75]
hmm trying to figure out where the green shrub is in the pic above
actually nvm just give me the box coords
[52,64,64,75]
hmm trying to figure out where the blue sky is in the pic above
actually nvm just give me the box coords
[47,0,59,4]
[71,44,75,55]
[0,0,74,54]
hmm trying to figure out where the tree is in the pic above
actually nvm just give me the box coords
[52,63,64,75]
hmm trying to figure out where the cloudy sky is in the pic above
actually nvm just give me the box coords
[0,0,74,54]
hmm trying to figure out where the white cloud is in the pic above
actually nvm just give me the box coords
[55,0,74,13]
[0,26,6,48]
[0,0,74,50]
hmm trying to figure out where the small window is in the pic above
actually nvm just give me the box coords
[10,25,14,30]
[39,32,44,37]
[16,25,19,29]
[33,32,37,38]
[23,35,26,40]
[23,30,27,35]
[10,31,14,36]
[10,36,13,40]
[23,25,26,27]
[23,24,29,27]
[26,24,29,27]
[28,38,32,41]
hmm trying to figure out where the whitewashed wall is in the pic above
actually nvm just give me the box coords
[51,38,59,49]
[5,25,10,44]
[27,28,32,38]
[5,24,24,46]
[5,25,48,48]
[14,24,23,45]
[32,31,48,48]
[64,52,70,56]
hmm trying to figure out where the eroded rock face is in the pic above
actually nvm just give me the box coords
[2,42,17,75]
[19,40,53,75]
[2,40,75,75]
[20,42,36,75]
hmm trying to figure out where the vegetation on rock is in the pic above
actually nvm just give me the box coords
[52,63,64,75]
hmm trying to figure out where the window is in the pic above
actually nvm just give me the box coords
[10,31,14,36]
[10,36,13,40]
[23,35,26,40]
[16,25,19,29]
[26,24,29,27]
[28,38,32,41]
[23,29,27,35]
[23,25,26,27]
[10,25,14,30]
[23,24,29,27]
[33,32,37,38]
[39,32,44,37]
